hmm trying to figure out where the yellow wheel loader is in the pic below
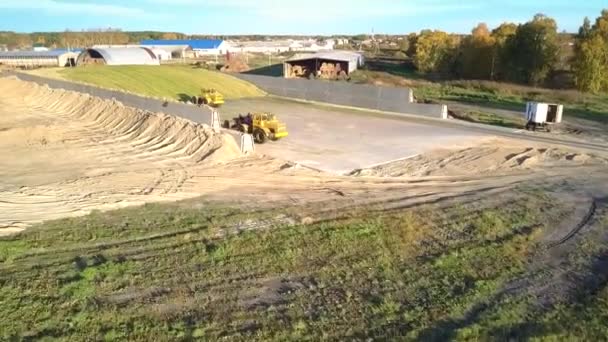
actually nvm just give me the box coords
[223,112,288,144]
[196,88,225,107]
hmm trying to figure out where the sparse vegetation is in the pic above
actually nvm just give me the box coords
[2,189,606,340]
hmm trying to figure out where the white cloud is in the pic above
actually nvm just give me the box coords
[0,0,146,17]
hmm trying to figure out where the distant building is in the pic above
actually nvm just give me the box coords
[283,51,365,79]
[229,40,294,54]
[141,39,230,57]
[296,39,335,52]
[92,44,189,61]
[0,50,80,68]
[334,38,349,46]
[227,39,335,54]
[150,48,172,61]
[77,48,160,66]
[33,46,50,52]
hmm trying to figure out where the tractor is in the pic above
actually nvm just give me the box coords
[223,112,288,144]
[195,88,225,107]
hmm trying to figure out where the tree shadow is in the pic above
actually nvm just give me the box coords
[364,58,430,80]
[177,93,195,103]
[242,64,283,77]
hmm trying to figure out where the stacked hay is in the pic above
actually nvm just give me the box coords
[291,65,308,77]
[318,62,344,79]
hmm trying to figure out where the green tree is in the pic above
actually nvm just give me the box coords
[504,14,560,85]
[406,33,418,57]
[573,10,608,93]
[459,23,496,79]
[398,38,409,54]
[579,17,592,38]
[490,23,517,80]
[414,30,458,74]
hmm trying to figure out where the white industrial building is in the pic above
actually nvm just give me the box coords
[0,50,80,68]
[228,39,335,54]
[77,47,160,66]
[140,39,229,57]
[92,44,191,61]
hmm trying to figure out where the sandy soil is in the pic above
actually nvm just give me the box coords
[352,138,608,177]
[1,77,607,238]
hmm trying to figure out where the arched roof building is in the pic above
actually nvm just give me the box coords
[77,47,160,66]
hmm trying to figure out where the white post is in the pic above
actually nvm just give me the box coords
[240,134,255,154]
[211,110,221,133]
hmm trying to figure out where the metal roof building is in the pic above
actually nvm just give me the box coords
[0,50,80,68]
[140,39,230,56]
[77,47,160,66]
[283,51,365,79]
[141,39,222,49]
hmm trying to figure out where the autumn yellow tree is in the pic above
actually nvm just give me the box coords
[162,32,178,40]
[414,30,458,74]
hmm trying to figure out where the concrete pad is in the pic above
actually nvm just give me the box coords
[222,97,488,173]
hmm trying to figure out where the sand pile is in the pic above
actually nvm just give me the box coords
[0,77,245,234]
[352,139,608,177]
[0,77,241,164]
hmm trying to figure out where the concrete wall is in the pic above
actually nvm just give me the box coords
[235,74,446,119]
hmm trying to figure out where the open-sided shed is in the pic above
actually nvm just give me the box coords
[284,51,364,79]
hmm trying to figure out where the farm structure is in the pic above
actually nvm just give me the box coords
[0,50,80,68]
[283,51,364,79]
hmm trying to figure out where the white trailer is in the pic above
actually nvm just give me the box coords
[524,102,563,132]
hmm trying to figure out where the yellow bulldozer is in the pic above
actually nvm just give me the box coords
[223,112,288,144]
[196,88,225,107]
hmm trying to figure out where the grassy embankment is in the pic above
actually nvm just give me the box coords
[2,190,607,340]
[30,65,265,101]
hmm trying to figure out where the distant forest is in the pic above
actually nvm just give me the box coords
[0,30,341,50]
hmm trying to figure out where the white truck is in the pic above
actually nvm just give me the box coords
[524,102,563,132]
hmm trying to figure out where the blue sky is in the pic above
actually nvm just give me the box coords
[0,0,605,34]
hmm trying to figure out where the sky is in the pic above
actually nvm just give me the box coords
[0,0,605,35]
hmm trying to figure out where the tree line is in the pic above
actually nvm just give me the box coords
[0,30,187,50]
[408,10,608,93]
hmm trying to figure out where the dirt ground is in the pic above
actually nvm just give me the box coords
[1,76,608,240]
[222,97,487,173]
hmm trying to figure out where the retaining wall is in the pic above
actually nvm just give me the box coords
[236,74,446,119]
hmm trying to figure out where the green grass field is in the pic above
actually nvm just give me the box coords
[41,65,265,101]
[2,189,607,340]
[351,68,608,125]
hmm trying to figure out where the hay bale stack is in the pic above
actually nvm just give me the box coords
[319,62,343,79]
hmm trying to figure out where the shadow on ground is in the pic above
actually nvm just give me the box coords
[242,64,283,77]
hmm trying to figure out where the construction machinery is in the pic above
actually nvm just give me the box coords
[223,112,288,144]
[196,89,225,107]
